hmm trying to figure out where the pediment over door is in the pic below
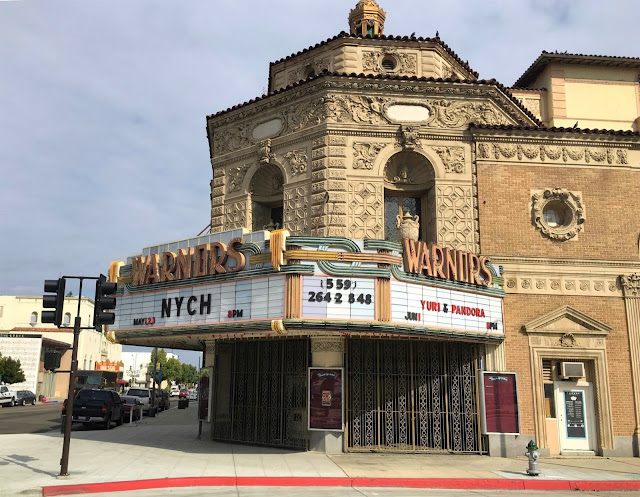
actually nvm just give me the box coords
[523,306,611,336]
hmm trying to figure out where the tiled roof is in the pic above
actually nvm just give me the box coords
[508,87,547,92]
[514,51,640,87]
[469,123,639,137]
[269,31,479,78]
[208,71,542,126]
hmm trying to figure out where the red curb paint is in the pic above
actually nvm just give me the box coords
[41,476,640,496]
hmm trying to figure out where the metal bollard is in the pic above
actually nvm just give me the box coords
[525,440,540,476]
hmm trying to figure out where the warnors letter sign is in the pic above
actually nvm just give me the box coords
[402,239,493,287]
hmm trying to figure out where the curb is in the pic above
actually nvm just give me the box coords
[41,476,640,495]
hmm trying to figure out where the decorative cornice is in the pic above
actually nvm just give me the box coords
[311,336,345,352]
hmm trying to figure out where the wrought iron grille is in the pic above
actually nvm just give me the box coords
[347,339,483,453]
[212,338,309,449]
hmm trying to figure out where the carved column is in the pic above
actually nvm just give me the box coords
[311,136,348,237]
[484,341,506,371]
[621,273,640,447]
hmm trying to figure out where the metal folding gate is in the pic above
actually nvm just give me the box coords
[347,339,483,453]
[212,339,308,449]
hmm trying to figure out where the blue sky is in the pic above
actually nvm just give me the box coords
[1,0,638,365]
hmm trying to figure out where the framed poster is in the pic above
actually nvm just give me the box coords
[198,370,210,422]
[480,371,520,435]
[308,368,344,431]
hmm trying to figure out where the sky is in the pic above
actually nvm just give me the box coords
[1,0,638,365]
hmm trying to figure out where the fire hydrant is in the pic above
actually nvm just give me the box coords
[525,440,540,476]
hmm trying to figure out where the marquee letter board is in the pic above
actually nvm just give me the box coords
[308,368,344,431]
[481,371,520,435]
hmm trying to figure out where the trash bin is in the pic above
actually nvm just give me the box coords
[178,397,189,409]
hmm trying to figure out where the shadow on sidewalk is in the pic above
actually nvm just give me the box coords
[1,454,58,478]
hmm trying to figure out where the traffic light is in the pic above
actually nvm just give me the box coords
[42,278,66,326]
[93,273,117,329]
[44,351,62,370]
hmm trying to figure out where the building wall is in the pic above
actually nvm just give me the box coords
[503,294,634,438]
[477,162,640,261]
[529,64,640,130]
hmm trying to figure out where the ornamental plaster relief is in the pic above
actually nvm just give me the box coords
[432,146,465,173]
[282,147,309,176]
[223,200,247,231]
[347,181,384,240]
[435,184,475,251]
[210,79,532,131]
[361,48,418,75]
[476,142,629,166]
[502,274,622,297]
[531,188,585,241]
[287,56,331,85]
[226,164,251,193]
[352,142,386,170]
[284,185,310,235]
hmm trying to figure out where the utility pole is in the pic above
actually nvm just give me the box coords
[59,315,81,477]
[150,346,158,417]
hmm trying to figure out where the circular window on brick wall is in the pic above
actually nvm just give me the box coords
[532,188,585,241]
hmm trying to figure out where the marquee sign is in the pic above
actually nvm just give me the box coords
[391,280,503,335]
[111,275,285,331]
[131,237,246,286]
[302,276,375,321]
[402,239,493,287]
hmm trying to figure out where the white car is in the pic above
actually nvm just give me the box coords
[188,389,198,401]
[0,385,18,406]
[170,386,180,397]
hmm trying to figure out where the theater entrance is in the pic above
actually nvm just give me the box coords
[346,339,484,453]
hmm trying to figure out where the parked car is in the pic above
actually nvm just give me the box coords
[178,388,189,409]
[121,395,143,422]
[63,389,124,430]
[188,389,198,401]
[159,390,170,411]
[126,387,162,414]
[16,390,37,406]
[0,385,17,406]
[170,386,180,397]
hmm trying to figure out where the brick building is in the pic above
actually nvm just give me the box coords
[110,1,640,457]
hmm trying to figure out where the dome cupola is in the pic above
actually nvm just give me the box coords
[349,0,386,37]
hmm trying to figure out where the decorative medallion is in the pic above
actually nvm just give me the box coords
[560,333,577,347]
[531,188,585,241]
[283,148,309,176]
[353,142,385,170]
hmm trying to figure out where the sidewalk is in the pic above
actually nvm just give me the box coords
[1,407,639,496]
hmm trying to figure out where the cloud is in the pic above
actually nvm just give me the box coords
[0,0,638,299]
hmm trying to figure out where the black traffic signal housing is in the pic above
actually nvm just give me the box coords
[93,273,117,329]
[42,278,66,326]
[44,351,62,370]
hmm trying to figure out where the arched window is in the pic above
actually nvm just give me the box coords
[30,311,38,326]
[249,163,284,231]
[383,151,436,242]
[63,313,71,326]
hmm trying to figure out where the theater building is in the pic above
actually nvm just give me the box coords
[110,1,640,457]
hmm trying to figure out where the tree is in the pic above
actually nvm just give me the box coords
[179,363,199,386]
[163,358,181,385]
[65,290,73,297]
[0,352,26,384]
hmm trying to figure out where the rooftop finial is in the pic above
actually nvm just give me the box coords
[349,0,386,37]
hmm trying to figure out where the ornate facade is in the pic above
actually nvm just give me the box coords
[112,2,640,457]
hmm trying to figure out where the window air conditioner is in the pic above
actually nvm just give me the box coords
[561,361,585,379]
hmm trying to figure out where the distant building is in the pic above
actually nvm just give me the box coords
[0,295,122,398]
[121,350,178,388]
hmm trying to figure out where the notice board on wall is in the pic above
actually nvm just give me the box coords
[481,371,520,435]
[308,368,344,431]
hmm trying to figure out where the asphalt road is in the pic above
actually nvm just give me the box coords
[0,402,63,434]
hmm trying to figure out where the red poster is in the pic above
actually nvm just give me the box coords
[309,368,343,431]
[482,372,519,434]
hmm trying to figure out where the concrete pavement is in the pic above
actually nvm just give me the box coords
[1,406,639,496]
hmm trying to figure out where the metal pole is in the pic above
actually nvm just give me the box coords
[150,346,158,416]
[59,315,81,476]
